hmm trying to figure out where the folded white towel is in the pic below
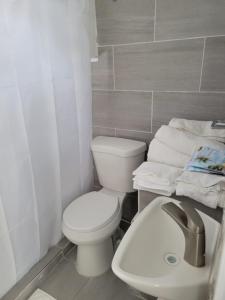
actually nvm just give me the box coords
[176,182,225,209]
[169,118,225,143]
[176,170,225,208]
[155,125,225,156]
[176,171,225,191]
[133,162,182,196]
[134,181,175,196]
[133,162,182,186]
[147,138,190,168]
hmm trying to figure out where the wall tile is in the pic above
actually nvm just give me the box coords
[93,126,115,138]
[91,47,114,90]
[153,92,225,129]
[115,129,152,144]
[93,90,152,131]
[155,0,225,40]
[40,256,88,300]
[95,0,155,45]
[201,37,225,91]
[114,39,204,91]
[91,1,225,222]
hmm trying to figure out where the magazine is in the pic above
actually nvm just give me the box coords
[185,146,225,176]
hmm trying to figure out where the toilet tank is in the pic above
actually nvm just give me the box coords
[91,136,146,193]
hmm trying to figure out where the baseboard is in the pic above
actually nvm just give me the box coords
[2,238,73,300]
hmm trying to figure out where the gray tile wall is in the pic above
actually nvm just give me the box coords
[92,0,225,145]
[92,0,225,225]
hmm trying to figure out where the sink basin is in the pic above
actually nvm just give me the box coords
[112,197,220,300]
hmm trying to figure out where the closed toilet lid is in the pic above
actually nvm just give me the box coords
[63,192,120,232]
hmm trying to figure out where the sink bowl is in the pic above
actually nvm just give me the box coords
[112,197,220,300]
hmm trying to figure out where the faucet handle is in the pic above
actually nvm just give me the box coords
[180,202,205,234]
[162,201,205,267]
[162,202,187,229]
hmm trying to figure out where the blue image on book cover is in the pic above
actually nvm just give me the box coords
[185,146,225,175]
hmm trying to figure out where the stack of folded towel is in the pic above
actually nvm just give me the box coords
[133,162,182,196]
[169,118,225,143]
[148,124,225,168]
[176,171,225,208]
[133,118,225,207]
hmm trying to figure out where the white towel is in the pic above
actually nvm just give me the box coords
[134,181,175,196]
[169,118,225,143]
[147,138,190,168]
[155,125,225,156]
[176,182,225,209]
[176,171,225,191]
[133,162,182,196]
[133,162,182,186]
[176,171,225,208]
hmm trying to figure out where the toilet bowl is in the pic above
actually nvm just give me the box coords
[62,136,146,277]
[62,190,123,276]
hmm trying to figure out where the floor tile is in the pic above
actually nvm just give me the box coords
[74,270,140,300]
[39,257,88,300]
[28,289,56,300]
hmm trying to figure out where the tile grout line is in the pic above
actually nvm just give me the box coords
[115,127,117,137]
[93,88,225,94]
[112,45,116,90]
[94,125,152,135]
[151,91,154,134]
[93,125,116,130]
[153,0,157,41]
[72,277,91,300]
[97,33,225,48]
[93,88,153,93]
[199,38,206,91]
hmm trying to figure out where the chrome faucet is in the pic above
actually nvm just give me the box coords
[162,202,205,267]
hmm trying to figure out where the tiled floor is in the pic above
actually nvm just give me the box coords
[38,247,154,300]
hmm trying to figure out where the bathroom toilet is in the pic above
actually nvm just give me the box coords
[62,136,146,277]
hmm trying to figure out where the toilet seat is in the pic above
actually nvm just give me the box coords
[63,191,120,233]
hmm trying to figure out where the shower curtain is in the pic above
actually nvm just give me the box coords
[0,0,93,296]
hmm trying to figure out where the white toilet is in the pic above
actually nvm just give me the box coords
[62,136,146,277]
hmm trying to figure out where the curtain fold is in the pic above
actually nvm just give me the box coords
[0,0,93,296]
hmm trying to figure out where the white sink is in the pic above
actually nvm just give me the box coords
[112,197,220,300]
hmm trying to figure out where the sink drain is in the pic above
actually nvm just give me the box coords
[164,253,180,266]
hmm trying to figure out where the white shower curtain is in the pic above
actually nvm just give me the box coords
[0,0,93,296]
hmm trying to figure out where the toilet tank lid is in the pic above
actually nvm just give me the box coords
[91,136,146,157]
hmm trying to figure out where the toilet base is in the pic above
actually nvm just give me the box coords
[76,238,114,277]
